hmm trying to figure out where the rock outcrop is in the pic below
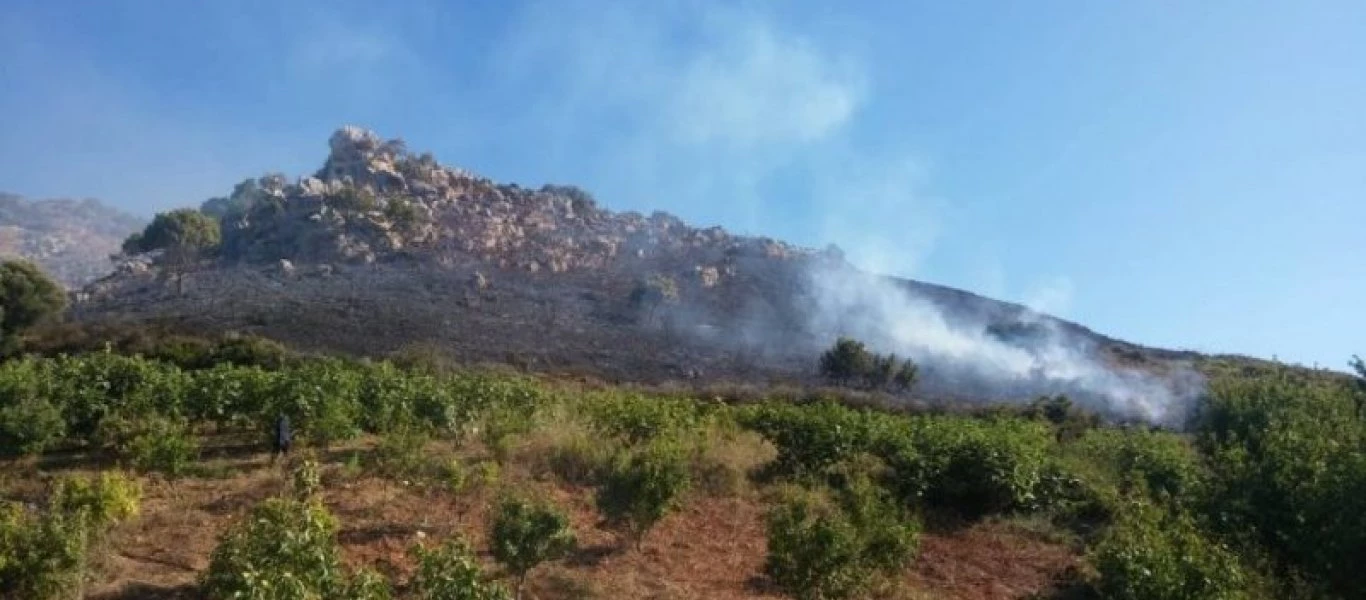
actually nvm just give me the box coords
[212,126,807,289]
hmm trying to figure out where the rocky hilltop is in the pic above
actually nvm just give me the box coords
[208,126,806,280]
[0,193,144,288]
[74,127,1204,420]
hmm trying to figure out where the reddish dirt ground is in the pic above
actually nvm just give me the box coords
[9,438,1077,600]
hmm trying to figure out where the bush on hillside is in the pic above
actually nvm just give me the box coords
[489,496,576,595]
[739,401,885,478]
[1193,370,1366,597]
[326,187,379,212]
[372,426,432,480]
[764,476,920,600]
[1090,499,1248,600]
[596,441,691,549]
[876,416,1052,517]
[0,502,91,599]
[0,259,67,353]
[119,416,201,478]
[0,396,66,456]
[201,497,350,599]
[1074,428,1206,509]
[409,538,511,600]
[585,391,703,444]
[0,472,141,599]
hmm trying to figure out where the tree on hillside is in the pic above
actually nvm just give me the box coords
[123,208,222,295]
[0,260,67,353]
[871,353,896,388]
[892,358,918,392]
[819,337,918,393]
[630,274,679,325]
[819,337,874,385]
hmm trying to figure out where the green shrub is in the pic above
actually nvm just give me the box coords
[185,363,274,429]
[443,459,500,498]
[0,396,66,456]
[211,334,291,369]
[1090,500,1248,600]
[595,441,691,549]
[1074,428,1205,508]
[489,496,576,595]
[120,417,200,478]
[823,457,920,572]
[765,492,864,600]
[49,471,142,531]
[201,497,347,599]
[0,259,67,353]
[763,479,918,600]
[372,427,431,480]
[1193,371,1366,596]
[876,416,1051,517]
[341,568,395,600]
[51,351,189,445]
[1033,456,1121,531]
[384,198,421,228]
[268,360,363,448]
[0,502,91,599]
[1,472,140,599]
[327,188,379,212]
[585,392,701,444]
[409,538,511,600]
[477,404,538,461]
[740,401,886,477]
[291,458,323,500]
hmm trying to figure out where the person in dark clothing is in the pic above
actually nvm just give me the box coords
[272,414,292,462]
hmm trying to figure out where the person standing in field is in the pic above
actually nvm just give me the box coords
[272,413,292,463]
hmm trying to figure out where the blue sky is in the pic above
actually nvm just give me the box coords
[2,1,1363,368]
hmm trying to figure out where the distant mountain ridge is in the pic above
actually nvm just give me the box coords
[0,193,144,288]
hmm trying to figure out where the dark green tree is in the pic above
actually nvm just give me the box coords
[892,359,918,392]
[123,209,221,294]
[818,338,874,385]
[124,208,221,255]
[870,354,896,389]
[0,260,67,352]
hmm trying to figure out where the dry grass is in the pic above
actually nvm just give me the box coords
[688,427,776,498]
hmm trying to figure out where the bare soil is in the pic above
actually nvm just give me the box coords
[2,435,1080,600]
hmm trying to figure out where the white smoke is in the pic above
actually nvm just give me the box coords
[801,260,1202,426]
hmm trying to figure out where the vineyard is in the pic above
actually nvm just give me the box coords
[1,340,1363,599]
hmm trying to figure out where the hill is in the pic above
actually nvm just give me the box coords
[75,127,1208,424]
[0,193,145,288]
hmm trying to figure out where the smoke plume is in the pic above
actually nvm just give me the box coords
[800,259,1204,426]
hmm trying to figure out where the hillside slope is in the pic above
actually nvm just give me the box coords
[73,127,1206,422]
